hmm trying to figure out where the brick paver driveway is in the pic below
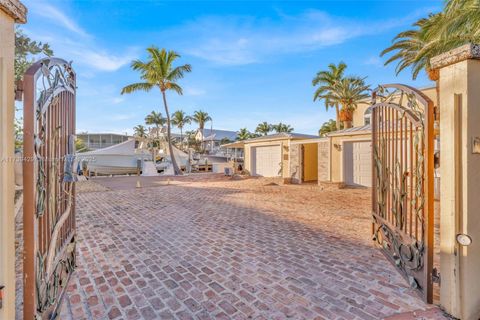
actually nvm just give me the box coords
[52,174,444,320]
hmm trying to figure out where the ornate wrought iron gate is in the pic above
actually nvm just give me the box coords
[23,58,76,319]
[371,84,434,303]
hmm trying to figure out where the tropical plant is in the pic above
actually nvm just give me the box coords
[272,123,294,133]
[75,138,89,153]
[15,27,53,82]
[14,29,53,148]
[220,137,232,145]
[14,115,22,151]
[255,122,272,136]
[121,47,192,175]
[318,119,339,137]
[312,62,347,130]
[145,110,166,144]
[133,125,147,138]
[381,0,480,81]
[236,128,252,141]
[325,77,370,128]
[171,110,191,147]
[184,130,199,150]
[192,110,212,130]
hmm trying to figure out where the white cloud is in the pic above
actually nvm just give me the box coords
[184,87,206,96]
[111,113,136,121]
[28,2,89,38]
[364,56,384,67]
[77,48,135,72]
[165,9,432,66]
[24,2,136,72]
[112,97,125,104]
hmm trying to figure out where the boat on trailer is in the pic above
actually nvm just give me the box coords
[76,139,151,175]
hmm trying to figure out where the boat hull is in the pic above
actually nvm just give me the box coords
[77,154,150,175]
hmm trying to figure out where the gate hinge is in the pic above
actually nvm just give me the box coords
[0,285,4,309]
[432,268,441,284]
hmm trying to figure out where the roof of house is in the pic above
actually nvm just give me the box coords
[200,129,238,141]
[77,132,130,137]
[244,132,318,143]
[221,133,318,148]
[327,124,371,137]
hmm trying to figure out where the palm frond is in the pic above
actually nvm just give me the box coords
[121,82,154,94]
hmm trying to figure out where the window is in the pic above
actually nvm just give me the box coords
[364,107,372,125]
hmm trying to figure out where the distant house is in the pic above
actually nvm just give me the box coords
[76,133,130,150]
[195,129,238,151]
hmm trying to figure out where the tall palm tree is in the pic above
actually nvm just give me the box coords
[272,123,294,133]
[133,125,147,138]
[236,128,251,141]
[171,110,191,148]
[312,62,347,130]
[255,122,272,136]
[121,47,192,175]
[192,110,212,130]
[325,77,370,129]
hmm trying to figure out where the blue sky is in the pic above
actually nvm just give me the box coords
[22,0,441,135]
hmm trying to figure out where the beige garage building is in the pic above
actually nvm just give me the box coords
[289,87,438,188]
[225,133,318,180]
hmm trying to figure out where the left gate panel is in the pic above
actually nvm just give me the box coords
[23,58,77,320]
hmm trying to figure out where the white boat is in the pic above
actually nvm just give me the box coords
[76,139,151,175]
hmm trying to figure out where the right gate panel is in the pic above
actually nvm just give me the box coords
[371,84,435,303]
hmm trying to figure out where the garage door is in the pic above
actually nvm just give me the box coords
[251,145,282,177]
[344,141,372,187]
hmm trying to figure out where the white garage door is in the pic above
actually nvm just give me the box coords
[344,141,372,187]
[251,145,282,177]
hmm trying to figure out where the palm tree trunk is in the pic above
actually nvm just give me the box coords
[180,127,183,150]
[199,123,205,152]
[335,105,341,130]
[161,90,182,175]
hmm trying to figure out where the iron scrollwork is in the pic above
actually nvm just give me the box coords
[371,84,433,298]
[31,58,77,318]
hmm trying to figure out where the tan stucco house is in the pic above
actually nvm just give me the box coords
[223,87,437,187]
[287,86,438,187]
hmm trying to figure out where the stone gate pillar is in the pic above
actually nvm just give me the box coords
[431,44,480,320]
[0,1,26,319]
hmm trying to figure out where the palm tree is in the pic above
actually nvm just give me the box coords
[272,123,294,133]
[236,128,251,141]
[381,16,443,81]
[319,119,338,137]
[255,122,272,136]
[312,62,347,130]
[121,47,192,175]
[192,110,212,130]
[325,77,370,129]
[145,110,166,142]
[171,110,191,148]
[133,125,147,138]
[443,0,480,42]
[381,0,480,81]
